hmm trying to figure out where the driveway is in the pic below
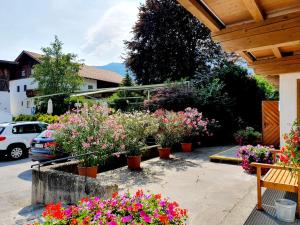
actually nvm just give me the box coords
[0,158,37,225]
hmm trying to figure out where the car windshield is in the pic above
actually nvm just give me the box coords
[36,130,54,138]
[0,127,4,135]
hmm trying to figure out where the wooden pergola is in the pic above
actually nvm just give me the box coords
[178,0,300,88]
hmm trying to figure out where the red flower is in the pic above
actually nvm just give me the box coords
[42,202,64,220]
[159,214,169,224]
[112,192,118,198]
[280,154,289,164]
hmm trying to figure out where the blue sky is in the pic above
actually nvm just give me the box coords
[0,0,143,65]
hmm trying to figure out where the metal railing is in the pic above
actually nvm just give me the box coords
[30,144,160,170]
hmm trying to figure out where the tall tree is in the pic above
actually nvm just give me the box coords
[33,36,83,95]
[124,0,226,84]
[121,70,134,87]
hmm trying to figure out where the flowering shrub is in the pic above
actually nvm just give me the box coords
[237,145,274,174]
[34,190,188,225]
[115,111,159,156]
[234,127,262,146]
[178,107,211,142]
[49,104,126,167]
[154,109,185,148]
[280,122,300,167]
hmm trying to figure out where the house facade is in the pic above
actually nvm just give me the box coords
[0,50,123,121]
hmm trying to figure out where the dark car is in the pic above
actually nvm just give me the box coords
[29,130,67,162]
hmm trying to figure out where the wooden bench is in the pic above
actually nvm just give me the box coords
[251,149,300,214]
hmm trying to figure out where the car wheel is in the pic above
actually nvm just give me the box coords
[8,145,25,160]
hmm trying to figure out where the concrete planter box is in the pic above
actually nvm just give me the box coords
[32,161,118,205]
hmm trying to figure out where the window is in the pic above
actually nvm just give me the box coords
[88,85,93,90]
[12,124,37,134]
[17,86,20,92]
[21,70,26,77]
[24,85,27,91]
[26,100,30,108]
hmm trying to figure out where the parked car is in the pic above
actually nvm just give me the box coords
[29,130,68,162]
[0,121,48,160]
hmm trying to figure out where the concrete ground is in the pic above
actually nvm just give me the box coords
[0,146,258,225]
[98,146,258,225]
[0,157,43,225]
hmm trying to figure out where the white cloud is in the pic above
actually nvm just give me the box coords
[81,1,140,65]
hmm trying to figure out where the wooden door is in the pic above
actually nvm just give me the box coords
[262,101,280,147]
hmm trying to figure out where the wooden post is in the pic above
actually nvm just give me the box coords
[257,165,262,210]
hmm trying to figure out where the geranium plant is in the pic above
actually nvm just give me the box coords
[237,145,274,174]
[234,127,262,146]
[33,190,188,225]
[280,122,300,167]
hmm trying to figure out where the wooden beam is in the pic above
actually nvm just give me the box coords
[242,0,264,22]
[272,47,282,58]
[250,54,300,75]
[212,11,300,52]
[177,0,222,32]
[239,51,255,63]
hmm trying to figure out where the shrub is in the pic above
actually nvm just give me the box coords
[36,190,188,225]
[115,111,159,156]
[237,145,274,174]
[234,127,262,145]
[14,114,59,124]
[49,104,125,167]
[144,86,197,112]
[178,107,211,143]
[154,109,185,148]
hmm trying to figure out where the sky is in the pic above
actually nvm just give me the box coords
[0,0,143,65]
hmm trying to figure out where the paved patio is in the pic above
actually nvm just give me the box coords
[97,146,258,225]
[1,146,259,225]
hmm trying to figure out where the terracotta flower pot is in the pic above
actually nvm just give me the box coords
[127,155,141,170]
[181,143,192,152]
[78,166,98,178]
[158,147,171,159]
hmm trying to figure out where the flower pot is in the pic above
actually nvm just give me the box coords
[127,155,141,170]
[78,166,98,178]
[158,147,171,159]
[181,143,192,152]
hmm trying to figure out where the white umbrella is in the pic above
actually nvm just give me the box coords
[47,99,53,115]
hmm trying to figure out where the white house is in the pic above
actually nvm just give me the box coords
[0,50,123,121]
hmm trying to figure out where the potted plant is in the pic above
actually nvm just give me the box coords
[179,108,210,152]
[50,104,118,178]
[237,145,274,174]
[117,111,158,169]
[234,127,262,146]
[154,109,184,159]
[38,190,188,224]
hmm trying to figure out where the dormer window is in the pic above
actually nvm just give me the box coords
[21,70,25,77]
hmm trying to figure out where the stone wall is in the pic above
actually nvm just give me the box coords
[32,161,118,205]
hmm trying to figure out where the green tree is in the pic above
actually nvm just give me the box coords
[121,70,134,87]
[124,0,227,84]
[33,36,83,95]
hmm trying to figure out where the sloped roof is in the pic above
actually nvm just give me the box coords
[15,50,122,84]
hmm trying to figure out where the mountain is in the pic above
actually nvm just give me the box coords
[96,63,128,77]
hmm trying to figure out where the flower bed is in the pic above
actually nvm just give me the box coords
[237,145,274,174]
[33,190,188,225]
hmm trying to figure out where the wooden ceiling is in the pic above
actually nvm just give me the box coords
[178,0,300,79]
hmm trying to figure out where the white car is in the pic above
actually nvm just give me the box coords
[0,121,48,160]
